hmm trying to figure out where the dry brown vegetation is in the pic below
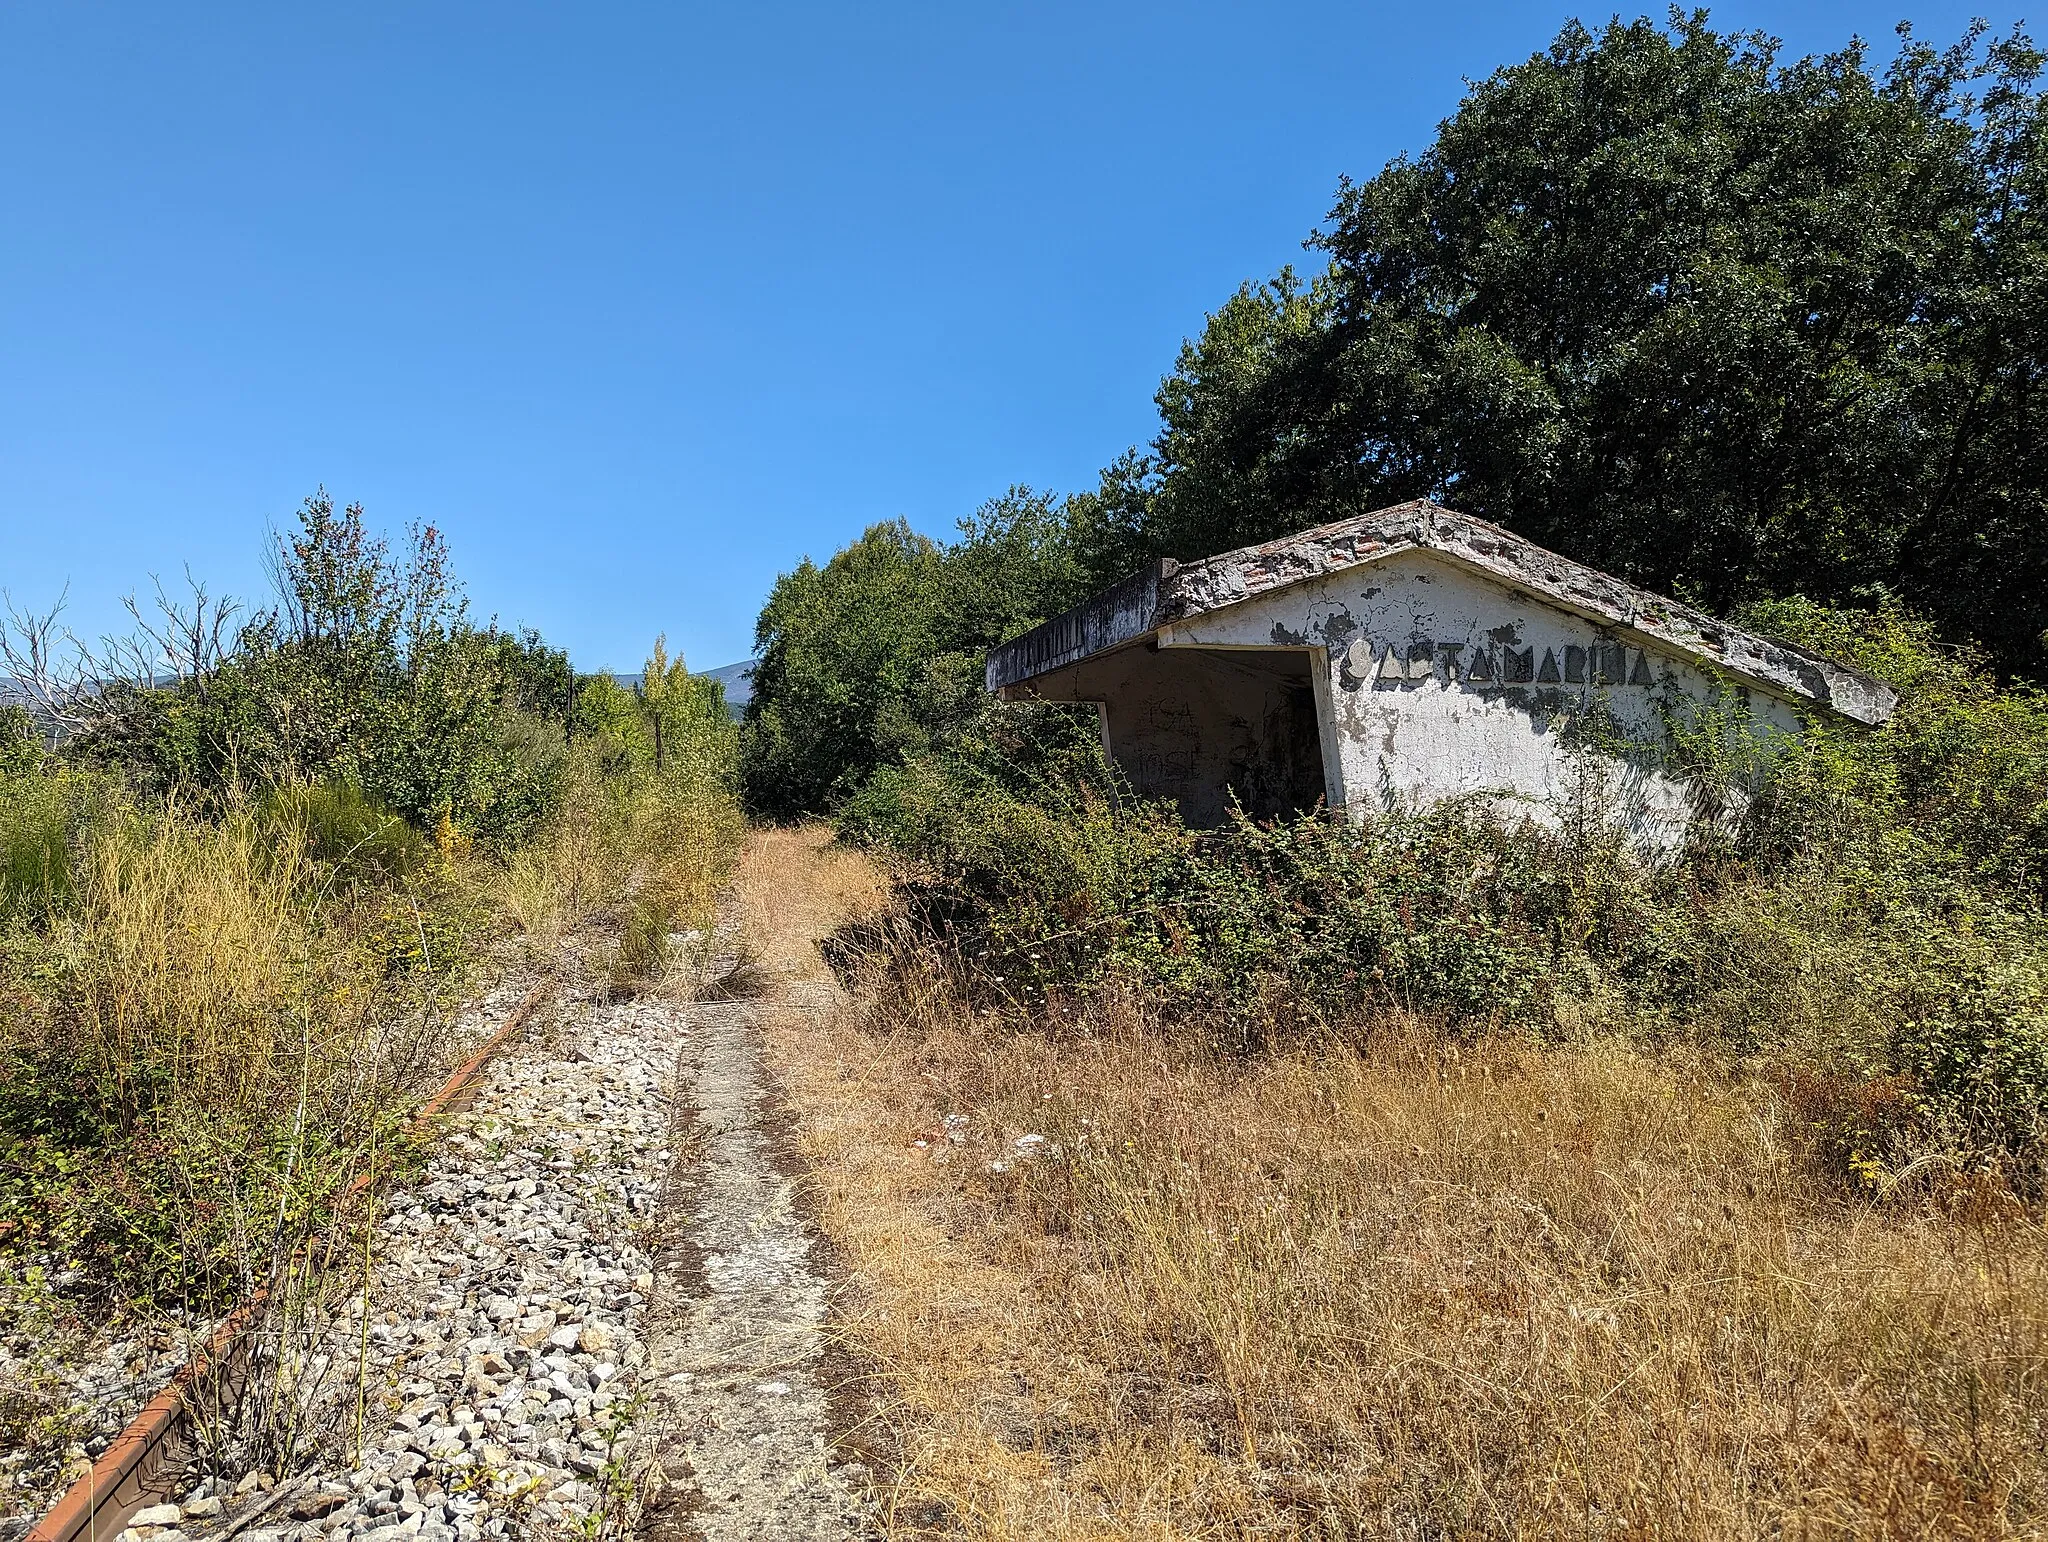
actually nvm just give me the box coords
[498,745,741,952]
[743,826,2048,1541]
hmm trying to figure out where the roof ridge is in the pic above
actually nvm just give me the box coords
[1149,502,1894,724]
[988,501,1898,725]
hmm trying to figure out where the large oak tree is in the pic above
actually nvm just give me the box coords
[1084,15,2048,675]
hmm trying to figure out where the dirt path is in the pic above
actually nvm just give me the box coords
[105,911,870,1542]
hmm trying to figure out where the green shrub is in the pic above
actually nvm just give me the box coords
[570,673,649,757]
[0,765,101,920]
[264,780,428,881]
[1886,924,2048,1173]
[1739,595,2048,902]
[841,696,1143,893]
[0,704,39,778]
[73,494,577,849]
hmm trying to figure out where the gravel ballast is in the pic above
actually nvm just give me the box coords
[13,932,874,1542]
[173,980,688,1542]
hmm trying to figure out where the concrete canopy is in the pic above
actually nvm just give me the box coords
[986,501,1898,837]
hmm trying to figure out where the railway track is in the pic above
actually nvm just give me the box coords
[21,978,553,1542]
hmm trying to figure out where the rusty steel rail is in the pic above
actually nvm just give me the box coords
[25,978,552,1542]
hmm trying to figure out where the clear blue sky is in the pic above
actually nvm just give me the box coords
[0,2,2019,673]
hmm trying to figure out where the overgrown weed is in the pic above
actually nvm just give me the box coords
[0,778,469,1299]
[0,508,746,1520]
[497,657,742,982]
[750,828,2048,1540]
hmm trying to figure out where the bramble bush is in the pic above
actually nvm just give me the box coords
[840,594,2048,1187]
[1738,595,2048,901]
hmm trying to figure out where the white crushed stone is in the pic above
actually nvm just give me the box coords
[170,983,687,1541]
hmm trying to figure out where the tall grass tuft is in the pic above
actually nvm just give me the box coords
[0,774,468,1300]
[0,767,92,919]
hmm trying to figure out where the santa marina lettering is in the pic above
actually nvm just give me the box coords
[1339,635,1665,691]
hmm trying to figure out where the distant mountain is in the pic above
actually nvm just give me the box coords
[602,660,755,720]
[699,659,756,717]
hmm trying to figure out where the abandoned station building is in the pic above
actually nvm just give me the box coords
[986,501,1898,848]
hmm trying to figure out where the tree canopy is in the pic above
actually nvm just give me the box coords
[1083,14,2048,675]
[742,492,1090,817]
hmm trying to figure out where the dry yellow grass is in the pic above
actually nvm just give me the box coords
[735,823,890,981]
[59,806,318,1116]
[743,826,2048,1540]
[496,748,742,951]
[3,803,468,1267]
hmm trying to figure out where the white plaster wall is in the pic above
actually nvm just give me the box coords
[1159,550,1808,850]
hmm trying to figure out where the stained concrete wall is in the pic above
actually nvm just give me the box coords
[1008,642,1329,826]
[1157,549,1808,849]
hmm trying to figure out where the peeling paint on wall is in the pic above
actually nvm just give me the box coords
[1162,550,1801,849]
